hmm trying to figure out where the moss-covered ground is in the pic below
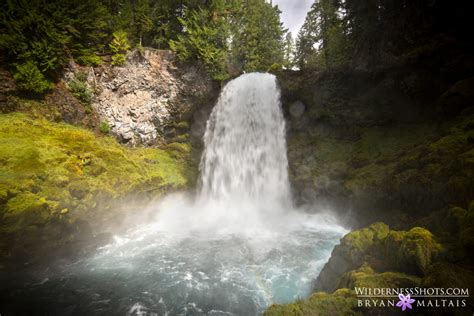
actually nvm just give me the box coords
[0,112,191,244]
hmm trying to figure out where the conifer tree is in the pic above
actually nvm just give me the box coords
[231,0,286,72]
[296,0,348,69]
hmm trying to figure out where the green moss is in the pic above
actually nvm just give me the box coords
[339,264,421,289]
[170,134,190,143]
[6,192,48,214]
[166,142,192,158]
[287,132,352,184]
[175,121,189,129]
[343,222,389,252]
[99,121,110,134]
[0,113,189,234]
[355,124,437,163]
[6,96,62,121]
[383,227,442,275]
[264,289,360,316]
[429,133,473,155]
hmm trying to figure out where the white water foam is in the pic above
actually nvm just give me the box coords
[84,73,347,315]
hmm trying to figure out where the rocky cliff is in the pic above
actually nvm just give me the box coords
[268,37,474,315]
[278,46,474,228]
[64,48,217,146]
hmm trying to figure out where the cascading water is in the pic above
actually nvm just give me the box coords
[198,73,291,209]
[12,73,347,315]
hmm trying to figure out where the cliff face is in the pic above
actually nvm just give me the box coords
[278,49,474,228]
[64,48,217,146]
[269,34,474,315]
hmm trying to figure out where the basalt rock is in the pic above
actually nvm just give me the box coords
[66,49,218,146]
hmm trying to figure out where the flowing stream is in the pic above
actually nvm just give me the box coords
[7,73,346,315]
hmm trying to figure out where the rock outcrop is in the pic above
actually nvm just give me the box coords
[267,217,474,315]
[277,54,474,228]
[69,49,217,146]
[314,223,442,293]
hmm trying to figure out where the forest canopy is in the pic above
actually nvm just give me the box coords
[0,0,292,88]
[2,0,469,91]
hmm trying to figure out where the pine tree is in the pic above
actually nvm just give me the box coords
[169,1,233,80]
[231,0,286,72]
[283,32,295,69]
[109,31,131,66]
[296,0,348,69]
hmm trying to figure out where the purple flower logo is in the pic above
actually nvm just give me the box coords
[396,293,415,311]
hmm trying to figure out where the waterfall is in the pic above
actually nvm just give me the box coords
[49,72,347,316]
[198,73,291,212]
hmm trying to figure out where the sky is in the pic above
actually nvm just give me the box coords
[273,0,314,37]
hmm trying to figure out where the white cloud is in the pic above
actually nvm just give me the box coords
[273,0,314,37]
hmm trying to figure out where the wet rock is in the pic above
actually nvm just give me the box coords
[314,223,442,292]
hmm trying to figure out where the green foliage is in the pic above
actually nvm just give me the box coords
[109,31,130,66]
[2,0,290,82]
[13,61,53,93]
[296,0,349,69]
[265,289,360,316]
[111,53,127,66]
[170,0,288,80]
[76,52,103,67]
[231,0,287,73]
[99,121,110,134]
[170,4,232,81]
[134,0,153,45]
[68,72,93,105]
[0,0,110,90]
[109,31,131,54]
[283,32,295,69]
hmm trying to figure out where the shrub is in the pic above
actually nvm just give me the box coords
[99,121,110,134]
[76,53,102,67]
[68,73,93,105]
[111,53,126,66]
[13,61,53,93]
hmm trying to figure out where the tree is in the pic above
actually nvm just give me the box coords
[13,61,53,93]
[283,32,295,69]
[0,0,110,91]
[295,0,348,69]
[109,31,131,66]
[170,1,235,80]
[231,0,286,72]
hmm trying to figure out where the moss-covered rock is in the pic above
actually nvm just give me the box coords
[382,227,442,275]
[287,109,474,227]
[0,112,192,265]
[338,264,421,289]
[264,289,360,316]
[314,223,441,292]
